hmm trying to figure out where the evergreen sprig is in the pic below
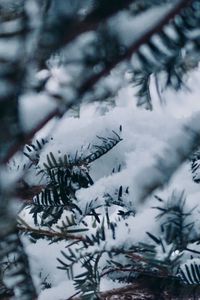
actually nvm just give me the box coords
[153,191,195,250]
[130,1,200,108]
[178,258,200,285]
[28,130,122,226]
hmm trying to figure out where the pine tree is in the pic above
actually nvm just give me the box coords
[0,0,200,299]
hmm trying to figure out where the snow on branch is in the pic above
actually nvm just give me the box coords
[4,0,194,164]
[36,0,134,68]
[134,112,200,205]
[78,0,192,96]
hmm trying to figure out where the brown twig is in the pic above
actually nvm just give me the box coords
[17,224,86,242]
[69,275,200,300]
[15,182,45,201]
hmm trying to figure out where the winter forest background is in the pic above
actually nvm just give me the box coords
[0,0,200,299]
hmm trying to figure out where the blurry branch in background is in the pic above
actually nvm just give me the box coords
[3,107,61,164]
[36,0,135,68]
[0,1,37,298]
[3,0,193,164]
[78,0,194,95]
[35,0,192,69]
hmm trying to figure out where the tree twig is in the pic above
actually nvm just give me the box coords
[3,108,61,164]
[69,274,200,299]
[4,0,192,164]
[17,223,86,242]
[78,0,193,96]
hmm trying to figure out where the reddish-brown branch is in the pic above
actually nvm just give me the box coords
[56,1,133,44]
[70,275,200,300]
[4,0,192,164]
[100,266,169,279]
[78,0,192,96]
[3,108,61,164]
[15,183,45,202]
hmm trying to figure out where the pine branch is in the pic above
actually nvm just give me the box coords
[100,266,169,279]
[69,275,200,299]
[0,227,37,299]
[2,0,193,164]
[17,224,86,242]
[78,0,193,96]
[15,183,45,201]
[3,2,200,300]
[36,0,135,68]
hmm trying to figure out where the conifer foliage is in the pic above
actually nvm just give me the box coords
[0,0,200,299]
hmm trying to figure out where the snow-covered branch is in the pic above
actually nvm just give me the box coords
[134,112,200,205]
[36,0,134,68]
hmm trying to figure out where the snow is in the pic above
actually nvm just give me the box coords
[19,92,58,133]
[25,239,70,291]
[16,61,200,298]
[152,68,200,118]
[0,37,22,59]
[108,4,172,47]
[38,281,75,300]
[2,1,200,297]
[100,278,126,293]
